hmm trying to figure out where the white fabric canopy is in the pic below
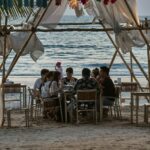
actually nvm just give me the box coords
[0,0,68,61]
[85,0,149,53]
[0,0,149,60]
[9,23,44,62]
[36,0,68,28]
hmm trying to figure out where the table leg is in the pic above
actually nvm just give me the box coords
[100,95,103,122]
[131,93,133,124]
[24,86,27,107]
[64,95,67,123]
[136,95,139,125]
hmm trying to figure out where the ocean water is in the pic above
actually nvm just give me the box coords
[1,15,150,108]
[0,15,150,87]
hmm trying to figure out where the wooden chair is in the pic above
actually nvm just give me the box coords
[144,103,150,123]
[28,88,63,123]
[76,89,97,124]
[5,84,29,128]
[101,86,122,119]
[28,88,43,123]
[4,84,22,109]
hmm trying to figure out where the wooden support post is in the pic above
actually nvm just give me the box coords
[5,0,53,80]
[99,20,145,93]
[109,50,118,69]
[147,46,150,92]
[130,50,133,83]
[125,0,150,93]
[1,16,8,127]
[7,110,11,128]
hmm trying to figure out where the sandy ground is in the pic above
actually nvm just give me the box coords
[0,113,150,150]
[0,77,150,150]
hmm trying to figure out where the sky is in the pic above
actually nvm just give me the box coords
[137,0,150,16]
[64,0,150,16]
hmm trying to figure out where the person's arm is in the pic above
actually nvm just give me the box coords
[33,79,38,90]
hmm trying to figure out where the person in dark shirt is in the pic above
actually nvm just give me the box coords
[62,67,77,86]
[68,68,100,121]
[74,68,100,93]
[99,66,115,106]
[98,66,115,118]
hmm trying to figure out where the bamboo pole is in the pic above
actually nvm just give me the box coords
[0,49,12,70]
[2,26,150,33]
[99,20,144,93]
[130,51,149,81]
[147,45,150,91]
[130,50,133,83]
[7,22,150,27]
[109,48,150,82]
[1,16,8,127]
[109,48,118,69]
[124,0,150,91]
[5,0,53,80]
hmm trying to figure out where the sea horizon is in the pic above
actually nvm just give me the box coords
[0,15,150,87]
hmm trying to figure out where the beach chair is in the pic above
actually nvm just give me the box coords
[76,89,97,124]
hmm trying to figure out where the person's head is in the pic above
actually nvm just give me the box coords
[92,68,99,78]
[66,67,73,78]
[41,69,49,79]
[53,71,61,83]
[100,66,109,78]
[46,71,54,81]
[82,68,91,79]
[56,62,61,67]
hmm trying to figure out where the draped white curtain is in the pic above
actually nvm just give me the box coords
[85,0,149,53]
[0,0,68,61]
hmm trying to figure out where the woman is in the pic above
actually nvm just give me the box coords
[41,71,54,98]
[44,71,62,120]
[49,71,61,97]
[43,71,61,120]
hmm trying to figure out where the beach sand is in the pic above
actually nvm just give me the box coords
[0,76,150,150]
[0,109,150,150]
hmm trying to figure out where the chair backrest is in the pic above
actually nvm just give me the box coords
[4,84,21,93]
[115,86,121,98]
[77,89,97,102]
[121,82,138,92]
[28,88,41,107]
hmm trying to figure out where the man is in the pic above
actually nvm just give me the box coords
[33,68,49,91]
[62,67,77,85]
[99,66,115,117]
[74,68,99,93]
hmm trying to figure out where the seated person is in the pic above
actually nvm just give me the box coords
[49,71,61,98]
[74,68,100,108]
[43,71,62,120]
[67,68,100,121]
[33,68,49,91]
[62,67,77,86]
[74,68,99,92]
[99,66,115,117]
[41,71,54,98]
[91,68,100,80]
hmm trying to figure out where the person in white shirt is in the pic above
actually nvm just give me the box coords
[41,71,54,98]
[43,71,62,120]
[33,69,49,91]
[49,71,61,97]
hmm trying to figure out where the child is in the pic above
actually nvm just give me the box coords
[55,62,63,79]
